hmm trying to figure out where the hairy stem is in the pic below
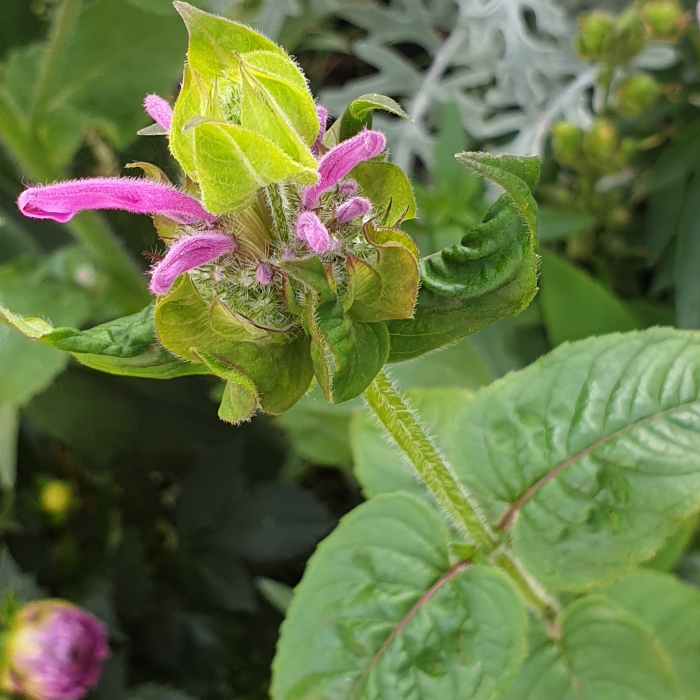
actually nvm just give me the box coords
[0,89,150,314]
[364,371,497,551]
[30,0,84,128]
[364,370,559,617]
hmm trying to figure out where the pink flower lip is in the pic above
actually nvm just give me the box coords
[17,178,217,226]
[295,211,331,255]
[302,129,386,208]
[256,264,274,285]
[144,94,174,132]
[336,197,372,224]
[149,232,236,296]
[312,105,329,156]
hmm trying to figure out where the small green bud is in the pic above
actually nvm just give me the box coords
[616,73,662,117]
[606,9,648,65]
[551,121,584,168]
[575,12,615,60]
[38,480,74,519]
[607,206,631,229]
[584,120,619,164]
[642,0,686,40]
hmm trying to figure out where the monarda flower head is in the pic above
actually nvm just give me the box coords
[15,3,419,423]
[1,600,109,700]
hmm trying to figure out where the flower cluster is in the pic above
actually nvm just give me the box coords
[16,3,419,420]
[1,600,109,700]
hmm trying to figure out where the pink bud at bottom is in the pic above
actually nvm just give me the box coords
[338,179,358,197]
[2,600,109,700]
[336,197,372,224]
[295,211,331,255]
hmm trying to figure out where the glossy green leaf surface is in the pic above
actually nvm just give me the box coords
[601,570,700,699]
[450,328,700,591]
[502,596,680,700]
[272,493,527,700]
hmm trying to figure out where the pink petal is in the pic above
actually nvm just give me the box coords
[149,232,236,296]
[144,94,174,132]
[302,130,386,207]
[295,211,330,254]
[311,105,329,156]
[17,178,216,225]
[256,264,274,285]
[338,179,358,197]
[336,197,372,224]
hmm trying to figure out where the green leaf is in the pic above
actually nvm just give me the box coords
[271,493,527,700]
[349,225,419,322]
[675,174,700,329]
[0,300,207,381]
[350,161,416,227]
[256,577,294,614]
[601,569,700,699]
[502,596,680,700]
[450,328,700,591]
[389,155,539,362]
[194,121,318,214]
[325,93,409,144]
[174,2,285,79]
[0,260,92,404]
[536,208,596,242]
[539,251,639,345]
[0,404,17,490]
[155,276,314,414]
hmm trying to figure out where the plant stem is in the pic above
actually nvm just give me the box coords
[30,0,84,128]
[364,370,559,617]
[364,371,497,551]
[0,89,150,314]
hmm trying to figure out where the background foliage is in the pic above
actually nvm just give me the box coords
[2,0,700,698]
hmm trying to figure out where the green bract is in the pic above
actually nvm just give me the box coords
[1,3,540,423]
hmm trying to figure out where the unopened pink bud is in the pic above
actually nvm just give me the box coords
[312,105,329,156]
[256,264,274,285]
[149,232,236,296]
[295,211,331,254]
[144,94,173,132]
[18,178,216,226]
[338,179,358,197]
[302,130,386,207]
[336,197,372,224]
[1,600,109,700]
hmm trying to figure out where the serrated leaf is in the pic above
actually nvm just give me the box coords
[174,2,285,79]
[350,161,416,227]
[450,328,700,592]
[502,596,681,700]
[194,121,318,214]
[539,251,639,345]
[601,570,700,699]
[271,493,527,700]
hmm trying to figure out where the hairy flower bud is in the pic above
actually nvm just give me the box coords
[616,73,662,118]
[336,197,372,224]
[144,94,173,132]
[295,211,331,254]
[643,0,686,40]
[2,600,109,700]
[575,12,615,60]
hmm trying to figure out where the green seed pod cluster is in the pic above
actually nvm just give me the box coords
[642,0,687,41]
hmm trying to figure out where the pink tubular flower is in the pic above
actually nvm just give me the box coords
[338,179,358,197]
[295,211,331,254]
[302,129,386,207]
[1,600,109,700]
[256,264,274,285]
[149,232,236,296]
[18,178,216,226]
[312,105,329,156]
[144,94,174,132]
[336,197,372,224]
